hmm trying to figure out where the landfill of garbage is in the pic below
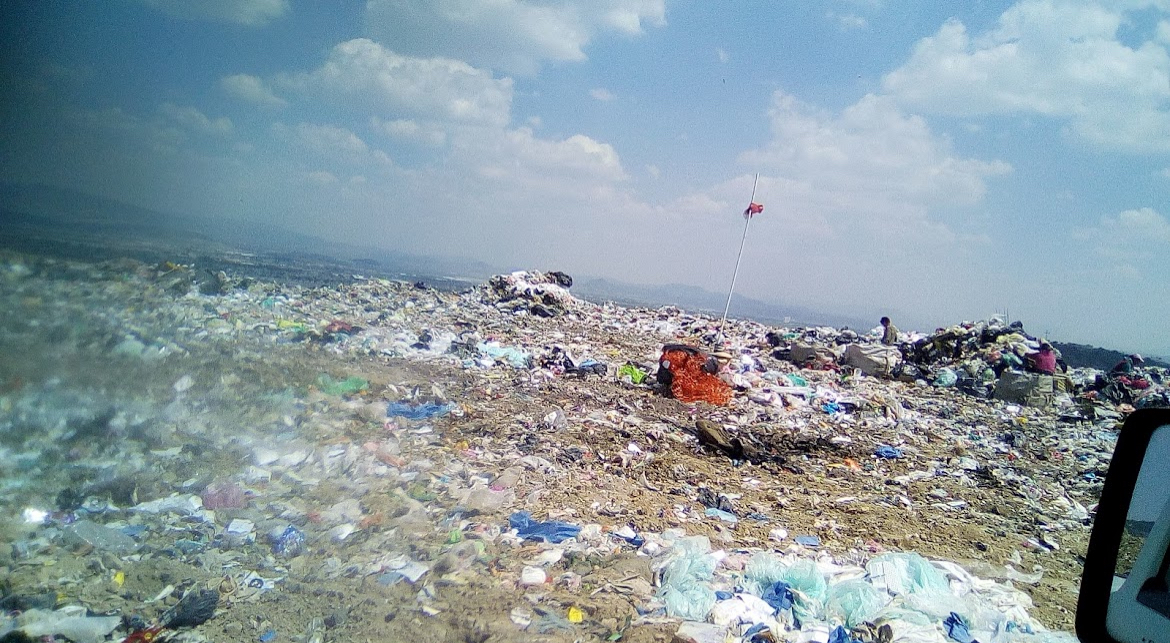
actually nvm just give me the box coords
[2,252,1164,643]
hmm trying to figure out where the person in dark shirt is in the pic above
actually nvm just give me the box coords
[880,317,899,346]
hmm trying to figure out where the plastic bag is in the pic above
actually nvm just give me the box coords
[744,553,788,597]
[825,579,888,628]
[933,369,958,388]
[508,511,581,543]
[657,536,717,621]
[779,559,828,621]
[387,401,457,419]
[866,553,957,618]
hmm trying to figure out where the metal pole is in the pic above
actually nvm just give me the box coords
[719,173,759,336]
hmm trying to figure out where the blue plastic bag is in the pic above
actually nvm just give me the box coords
[761,581,794,611]
[874,445,903,459]
[828,625,859,643]
[944,612,975,643]
[508,511,581,543]
[387,401,457,419]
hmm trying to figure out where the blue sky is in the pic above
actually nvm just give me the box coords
[1,0,1168,354]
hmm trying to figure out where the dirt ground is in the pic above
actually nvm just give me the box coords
[0,255,1106,642]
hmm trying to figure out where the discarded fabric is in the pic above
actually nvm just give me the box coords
[509,511,581,543]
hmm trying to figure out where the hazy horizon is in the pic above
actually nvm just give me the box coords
[2,1,1167,355]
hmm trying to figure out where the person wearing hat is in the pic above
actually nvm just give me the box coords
[1111,354,1145,375]
[1026,342,1057,375]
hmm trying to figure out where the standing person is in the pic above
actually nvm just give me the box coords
[880,317,899,346]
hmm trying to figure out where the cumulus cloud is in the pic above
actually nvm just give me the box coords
[1075,207,1170,277]
[831,13,868,30]
[452,127,626,184]
[221,74,286,107]
[716,48,730,63]
[159,103,232,136]
[882,0,1170,152]
[276,122,366,154]
[138,0,288,26]
[363,0,666,74]
[1097,206,1170,244]
[277,39,513,127]
[590,88,616,101]
[306,170,339,184]
[370,117,448,146]
[741,92,1011,220]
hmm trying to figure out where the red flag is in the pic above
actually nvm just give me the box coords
[744,202,763,218]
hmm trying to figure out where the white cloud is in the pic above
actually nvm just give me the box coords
[277,39,513,127]
[1076,207,1170,276]
[716,48,730,63]
[741,92,1011,219]
[221,74,286,107]
[646,164,660,178]
[370,117,447,146]
[284,122,367,155]
[138,0,288,26]
[453,127,626,184]
[363,0,666,74]
[306,170,339,184]
[590,88,616,101]
[159,103,233,136]
[1158,19,1170,44]
[832,13,868,30]
[1161,167,1170,178]
[882,1,1170,152]
[1102,207,1170,242]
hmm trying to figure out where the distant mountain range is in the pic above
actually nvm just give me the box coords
[0,181,1163,364]
[1052,342,1169,371]
[0,182,494,287]
[570,276,872,329]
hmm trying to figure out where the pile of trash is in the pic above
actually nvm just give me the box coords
[0,252,1147,643]
[482,270,577,317]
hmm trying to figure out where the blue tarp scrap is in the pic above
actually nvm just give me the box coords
[874,444,903,459]
[794,535,821,547]
[387,401,457,419]
[509,511,582,543]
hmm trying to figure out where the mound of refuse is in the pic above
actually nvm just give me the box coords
[480,270,580,317]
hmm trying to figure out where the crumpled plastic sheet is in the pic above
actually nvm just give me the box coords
[508,511,581,544]
[386,401,457,419]
[657,536,718,621]
[477,342,531,368]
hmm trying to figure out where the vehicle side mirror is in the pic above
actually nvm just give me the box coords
[1078,408,1170,643]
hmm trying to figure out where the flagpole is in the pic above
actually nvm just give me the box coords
[719,173,759,338]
